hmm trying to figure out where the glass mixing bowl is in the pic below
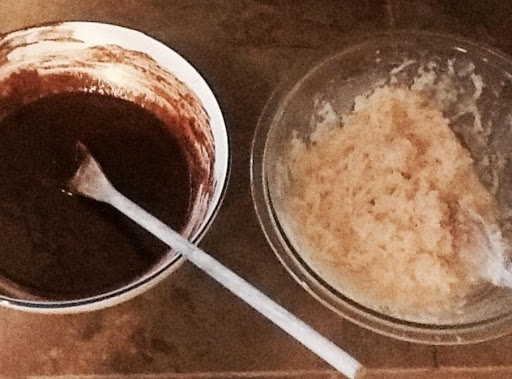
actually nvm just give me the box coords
[251,31,512,344]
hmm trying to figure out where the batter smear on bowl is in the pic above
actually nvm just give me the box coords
[278,86,498,321]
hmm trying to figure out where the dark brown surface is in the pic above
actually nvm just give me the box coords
[0,93,190,299]
[0,0,512,378]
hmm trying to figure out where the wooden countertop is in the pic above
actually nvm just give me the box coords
[1,1,512,378]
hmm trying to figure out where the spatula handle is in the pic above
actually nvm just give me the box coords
[106,186,362,379]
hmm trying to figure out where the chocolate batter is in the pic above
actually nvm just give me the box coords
[0,92,191,300]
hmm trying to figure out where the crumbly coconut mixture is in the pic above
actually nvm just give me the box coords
[278,85,497,321]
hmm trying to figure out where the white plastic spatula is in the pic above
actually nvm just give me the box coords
[67,143,363,379]
[459,200,512,289]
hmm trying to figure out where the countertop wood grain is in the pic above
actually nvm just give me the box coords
[1,1,512,378]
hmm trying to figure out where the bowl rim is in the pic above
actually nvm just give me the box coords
[0,21,231,313]
[250,30,512,345]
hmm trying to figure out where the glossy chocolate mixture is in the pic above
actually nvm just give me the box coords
[0,92,191,300]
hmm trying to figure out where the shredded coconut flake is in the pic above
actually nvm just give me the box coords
[277,85,498,322]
